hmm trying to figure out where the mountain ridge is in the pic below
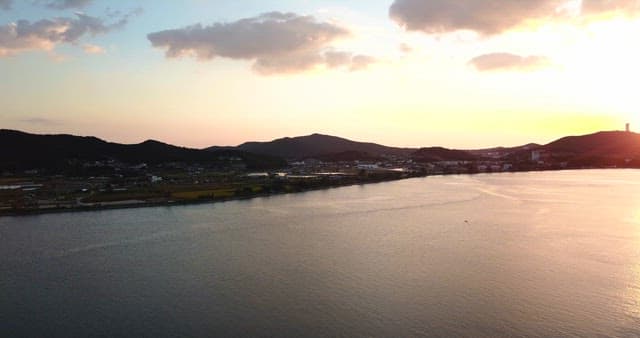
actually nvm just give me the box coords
[227,133,416,159]
[3,129,640,171]
[0,129,286,171]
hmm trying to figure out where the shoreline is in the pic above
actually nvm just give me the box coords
[0,175,412,217]
[2,167,635,217]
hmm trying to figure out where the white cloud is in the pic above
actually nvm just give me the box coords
[147,12,377,75]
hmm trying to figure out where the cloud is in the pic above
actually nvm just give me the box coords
[148,12,348,60]
[82,43,103,54]
[323,51,377,72]
[17,117,60,125]
[469,52,551,71]
[389,0,561,35]
[148,12,376,75]
[0,11,138,57]
[37,0,92,10]
[324,51,352,68]
[389,0,640,35]
[350,54,377,71]
[581,0,640,16]
[399,43,412,53]
[105,7,143,26]
[0,0,11,10]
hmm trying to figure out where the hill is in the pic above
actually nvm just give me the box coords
[217,133,415,159]
[468,143,540,159]
[542,131,640,157]
[494,130,640,166]
[7,129,640,173]
[539,131,640,166]
[396,130,640,166]
[410,147,477,162]
[0,129,285,171]
[315,150,383,162]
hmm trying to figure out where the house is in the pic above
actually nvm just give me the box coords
[357,164,379,170]
[531,150,551,163]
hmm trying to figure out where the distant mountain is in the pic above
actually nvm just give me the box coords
[207,133,415,160]
[315,150,383,162]
[7,129,640,173]
[468,143,540,159]
[0,129,285,171]
[407,131,640,165]
[542,131,640,156]
[539,131,640,165]
[410,147,477,162]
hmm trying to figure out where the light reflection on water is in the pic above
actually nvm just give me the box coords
[622,205,640,322]
[2,169,640,337]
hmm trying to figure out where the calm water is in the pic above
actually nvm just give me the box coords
[3,169,640,337]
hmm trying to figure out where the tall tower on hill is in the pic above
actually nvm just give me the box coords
[626,123,630,132]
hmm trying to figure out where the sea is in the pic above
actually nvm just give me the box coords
[2,169,640,337]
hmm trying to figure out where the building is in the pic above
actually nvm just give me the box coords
[531,150,542,162]
[357,164,379,170]
[531,149,551,163]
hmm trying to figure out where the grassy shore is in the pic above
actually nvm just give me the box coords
[0,173,413,217]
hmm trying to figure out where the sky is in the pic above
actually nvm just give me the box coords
[1,0,639,149]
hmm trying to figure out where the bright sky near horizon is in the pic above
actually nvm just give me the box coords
[1,0,639,149]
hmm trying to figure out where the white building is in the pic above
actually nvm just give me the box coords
[531,150,541,162]
[357,164,379,170]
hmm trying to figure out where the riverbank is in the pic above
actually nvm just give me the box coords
[4,167,634,217]
[0,174,414,217]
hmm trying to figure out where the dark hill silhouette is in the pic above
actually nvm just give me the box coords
[543,131,640,157]
[221,133,415,159]
[207,130,640,165]
[468,143,540,159]
[497,130,640,165]
[315,150,383,162]
[6,129,640,173]
[0,129,285,171]
[538,131,640,166]
[410,147,477,162]
[209,134,509,163]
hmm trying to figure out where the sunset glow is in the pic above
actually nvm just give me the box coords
[6,3,640,336]
[1,0,638,148]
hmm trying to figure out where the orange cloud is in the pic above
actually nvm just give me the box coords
[0,11,138,57]
[390,0,640,35]
[389,0,562,35]
[469,53,551,71]
[581,0,640,16]
[82,43,104,54]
